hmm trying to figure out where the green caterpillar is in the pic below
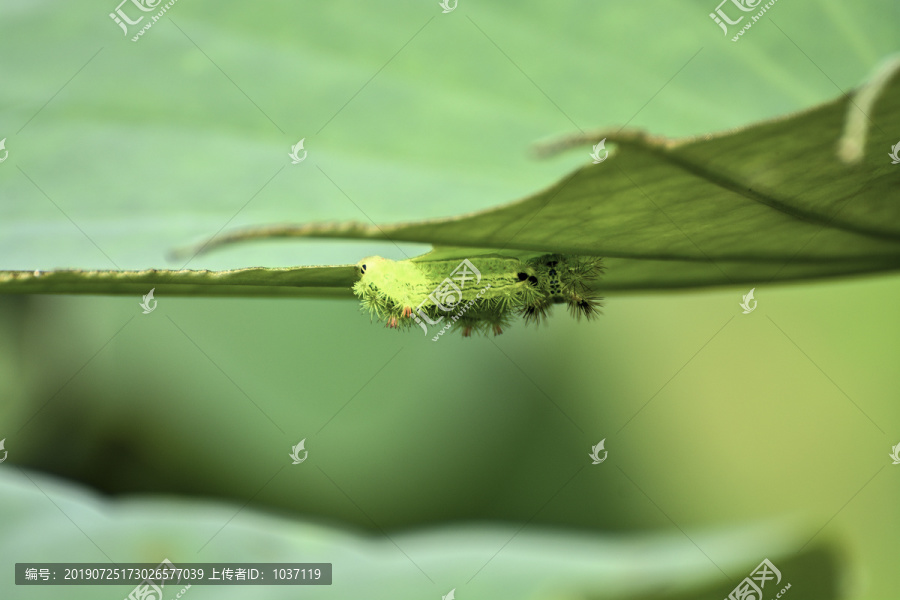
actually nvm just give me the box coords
[352,254,604,338]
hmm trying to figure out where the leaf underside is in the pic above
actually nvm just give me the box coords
[2,57,899,298]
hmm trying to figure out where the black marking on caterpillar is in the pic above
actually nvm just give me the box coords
[352,254,604,337]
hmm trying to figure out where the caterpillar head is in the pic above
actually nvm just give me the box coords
[353,255,426,330]
[353,256,392,322]
[356,255,387,278]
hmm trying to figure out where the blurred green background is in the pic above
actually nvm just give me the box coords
[1,0,898,598]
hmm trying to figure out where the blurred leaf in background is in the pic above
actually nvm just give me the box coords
[0,469,844,600]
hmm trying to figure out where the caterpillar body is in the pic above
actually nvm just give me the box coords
[352,254,604,337]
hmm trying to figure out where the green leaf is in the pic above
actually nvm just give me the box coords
[2,7,898,298]
[3,57,900,297]
[169,55,900,290]
[0,266,355,298]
